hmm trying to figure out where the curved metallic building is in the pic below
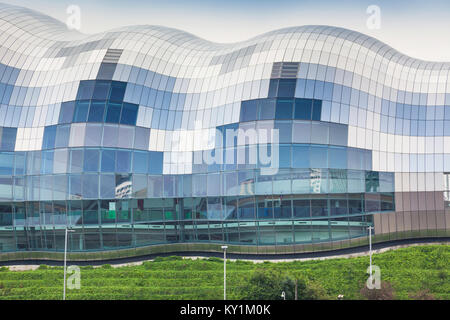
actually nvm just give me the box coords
[0,3,449,258]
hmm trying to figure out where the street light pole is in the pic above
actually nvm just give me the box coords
[221,245,228,300]
[63,227,75,301]
[367,226,374,279]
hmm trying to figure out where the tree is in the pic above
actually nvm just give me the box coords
[238,268,329,300]
[360,281,395,300]
[238,268,294,300]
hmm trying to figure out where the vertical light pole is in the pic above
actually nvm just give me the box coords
[367,226,374,279]
[221,245,228,300]
[63,228,75,300]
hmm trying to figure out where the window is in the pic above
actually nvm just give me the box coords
[0,153,14,175]
[292,145,310,168]
[268,79,278,97]
[292,121,311,144]
[77,80,95,100]
[294,98,312,120]
[310,146,327,168]
[116,150,131,173]
[58,101,75,124]
[365,171,380,193]
[55,125,70,148]
[109,81,127,102]
[329,123,348,146]
[258,98,275,120]
[53,149,68,174]
[148,175,163,197]
[134,127,150,150]
[328,146,347,169]
[117,126,134,149]
[310,122,329,144]
[105,102,121,123]
[42,126,56,149]
[240,100,258,122]
[149,151,163,174]
[41,150,54,174]
[69,175,82,199]
[83,149,99,172]
[330,196,347,215]
[120,103,138,125]
[312,100,322,121]
[278,145,291,168]
[69,124,86,147]
[0,127,17,151]
[277,79,296,97]
[100,174,115,198]
[133,151,148,174]
[101,149,115,172]
[207,173,221,196]
[293,198,310,217]
[92,81,110,100]
[132,174,147,198]
[14,152,25,175]
[82,174,99,199]
[102,125,119,147]
[84,124,102,146]
[272,169,292,194]
[88,100,106,122]
[275,99,293,119]
[311,198,328,217]
[274,121,292,143]
[73,100,90,122]
[70,149,83,173]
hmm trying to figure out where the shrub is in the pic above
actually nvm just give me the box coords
[295,277,330,300]
[237,268,296,300]
[409,289,436,300]
[360,281,396,300]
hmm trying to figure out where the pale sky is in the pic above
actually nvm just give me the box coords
[2,0,450,61]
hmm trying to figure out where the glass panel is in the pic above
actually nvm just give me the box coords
[116,150,131,173]
[110,81,127,102]
[133,151,149,174]
[275,99,293,119]
[59,101,75,124]
[120,103,138,125]
[83,149,99,172]
[240,100,258,122]
[101,149,115,172]
[73,100,90,122]
[294,98,312,120]
[105,102,121,123]
[88,100,106,122]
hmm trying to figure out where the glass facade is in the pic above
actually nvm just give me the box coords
[0,3,448,255]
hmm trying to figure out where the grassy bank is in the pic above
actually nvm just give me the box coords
[0,245,448,300]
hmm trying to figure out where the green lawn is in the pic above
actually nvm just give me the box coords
[0,245,448,300]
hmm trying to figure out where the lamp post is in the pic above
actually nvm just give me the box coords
[221,245,228,300]
[367,226,374,279]
[63,227,75,300]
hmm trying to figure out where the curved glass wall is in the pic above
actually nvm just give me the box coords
[0,3,448,255]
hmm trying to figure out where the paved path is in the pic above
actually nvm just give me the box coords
[4,241,448,271]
